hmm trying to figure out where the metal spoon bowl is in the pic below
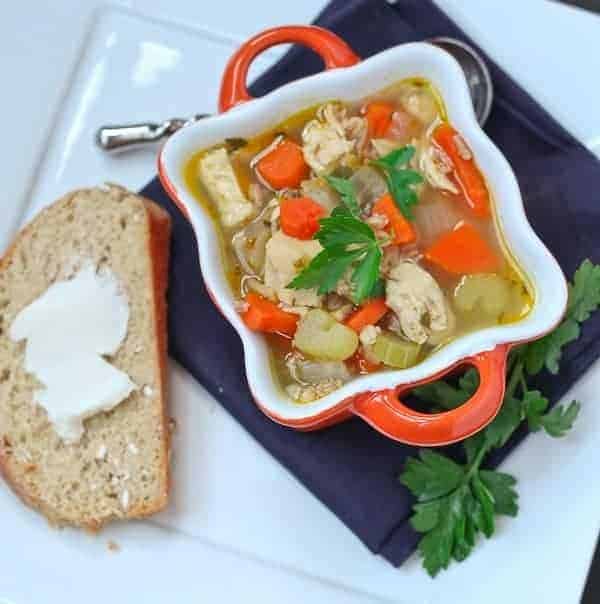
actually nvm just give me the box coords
[95,37,493,153]
[427,36,494,126]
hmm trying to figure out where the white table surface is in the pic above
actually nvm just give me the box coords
[1,1,600,603]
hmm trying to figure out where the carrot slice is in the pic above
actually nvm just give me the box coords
[432,123,491,218]
[424,223,500,274]
[372,193,416,245]
[364,102,395,138]
[280,196,326,240]
[256,139,310,190]
[345,298,388,333]
[242,292,299,337]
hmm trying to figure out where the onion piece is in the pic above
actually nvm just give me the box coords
[300,177,340,213]
[350,166,388,211]
[286,352,351,386]
[240,275,277,301]
[231,199,278,276]
[413,193,463,248]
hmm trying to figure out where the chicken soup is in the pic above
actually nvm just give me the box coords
[185,78,532,403]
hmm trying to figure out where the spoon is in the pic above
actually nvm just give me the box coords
[427,36,494,127]
[95,37,493,153]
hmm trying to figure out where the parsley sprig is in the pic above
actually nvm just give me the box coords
[372,146,424,219]
[288,204,382,304]
[289,146,424,300]
[400,259,600,577]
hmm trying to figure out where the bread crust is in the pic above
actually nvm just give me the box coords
[0,187,172,529]
[131,199,172,520]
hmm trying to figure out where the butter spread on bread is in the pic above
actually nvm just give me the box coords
[10,265,136,443]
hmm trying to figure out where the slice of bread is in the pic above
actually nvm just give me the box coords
[0,185,171,529]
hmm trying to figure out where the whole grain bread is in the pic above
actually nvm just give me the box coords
[0,185,171,529]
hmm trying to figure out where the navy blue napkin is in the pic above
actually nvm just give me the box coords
[139,0,600,566]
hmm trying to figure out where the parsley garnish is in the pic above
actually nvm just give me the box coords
[324,175,361,217]
[399,259,600,577]
[288,205,382,304]
[372,146,424,220]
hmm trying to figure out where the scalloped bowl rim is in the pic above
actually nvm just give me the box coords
[158,42,567,421]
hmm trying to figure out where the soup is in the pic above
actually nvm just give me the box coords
[185,78,532,403]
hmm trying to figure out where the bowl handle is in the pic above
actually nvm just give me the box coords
[351,344,510,446]
[218,25,360,113]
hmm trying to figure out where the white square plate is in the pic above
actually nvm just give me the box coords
[2,3,600,603]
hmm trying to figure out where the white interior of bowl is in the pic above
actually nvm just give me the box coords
[159,42,567,421]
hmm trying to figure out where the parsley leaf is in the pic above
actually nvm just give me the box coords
[288,246,363,294]
[459,369,480,394]
[324,175,361,217]
[372,146,424,220]
[413,381,471,410]
[316,212,375,248]
[463,431,486,465]
[377,145,415,167]
[369,278,386,299]
[479,470,519,517]
[567,259,600,322]
[413,368,479,411]
[536,400,581,437]
[523,390,550,431]
[483,395,522,449]
[525,259,600,375]
[351,245,382,303]
[471,474,495,537]
[401,451,465,501]
[411,498,445,532]
[287,208,382,304]
[524,319,579,375]
[522,388,579,438]
[416,488,468,576]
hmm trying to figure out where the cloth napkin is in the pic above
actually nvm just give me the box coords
[139,0,600,566]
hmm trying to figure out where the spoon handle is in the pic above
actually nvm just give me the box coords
[96,116,209,153]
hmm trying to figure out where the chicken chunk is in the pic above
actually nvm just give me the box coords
[418,142,459,195]
[302,102,367,174]
[264,231,322,307]
[359,325,381,347]
[385,261,454,345]
[198,147,254,227]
